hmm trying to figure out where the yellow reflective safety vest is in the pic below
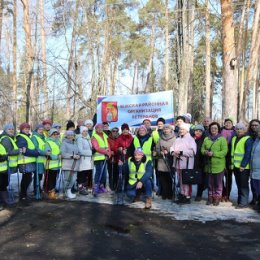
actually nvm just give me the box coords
[17,134,36,164]
[32,135,46,164]
[0,136,18,168]
[128,158,148,185]
[0,143,7,172]
[92,133,108,161]
[231,136,250,170]
[133,136,153,160]
[45,140,61,169]
[151,130,160,144]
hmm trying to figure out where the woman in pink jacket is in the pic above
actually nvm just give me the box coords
[170,123,197,204]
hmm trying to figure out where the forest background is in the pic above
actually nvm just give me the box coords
[0,0,259,128]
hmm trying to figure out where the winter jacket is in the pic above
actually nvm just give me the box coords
[44,137,61,170]
[0,131,20,174]
[76,134,93,171]
[31,132,48,174]
[116,133,133,161]
[251,137,260,180]
[108,134,119,163]
[60,138,80,171]
[126,155,153,187]
[201,135,228,174]
[155,132,176,172]
[16,132,39,173]
[170,132,196,170]
[193,135,205,171]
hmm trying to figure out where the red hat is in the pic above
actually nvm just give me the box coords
[42,119,52,125]
[121,123,130,131]
[95,123,104,130]
[19,122,31,131]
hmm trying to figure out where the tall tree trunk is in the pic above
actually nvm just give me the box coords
[12,0,17,128]
[0,0,4,54]
[21,0,34,123]
[205,0,211,117]
[245,0,260,119]
[165,0,169,90]
[40,0,48,118]
[220,0,238,121]
[145,18,155,93]
[237,0,250,121]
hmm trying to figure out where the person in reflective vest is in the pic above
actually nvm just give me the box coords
[0,123,20,207]
[0,142,8,210]
[16,123,39,204]
[42,119,52,139]
[31,124,51,197]
[126,148,153,209]
[151,117,165,144]
[91,123,111,194]
[128,125,155,161]
[231,122,253,208]
[44,128,62,199]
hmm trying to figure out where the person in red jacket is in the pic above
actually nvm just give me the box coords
[116,123,133,192]
[108,127,119,190]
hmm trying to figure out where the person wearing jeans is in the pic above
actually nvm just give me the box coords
[231,123,253,208]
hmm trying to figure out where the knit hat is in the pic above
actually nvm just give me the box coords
[65,130,75,137]
[112,127,119,132]
[134,148,144,156]
[176,116,186,122]
[194,124,205,132]
[179,123,190,132]
[235,122,246,130]
[42,119,52,125]
[34,124,44,131]
[138,125,147,133]
[157,117,165,125]
[183,113,192,123]
[163,124,174,130]
[121,123,130,131]
[49,128,59,137]
[52,123,61,128]
[80,126,88,134]
[95,123,104,130]
[85,119,94,126]
[19,122,30,131]
[3,123,14,130]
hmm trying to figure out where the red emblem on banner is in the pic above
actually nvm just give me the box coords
[101,101,118,123]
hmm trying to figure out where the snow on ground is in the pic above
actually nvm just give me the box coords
[10,174,260,223]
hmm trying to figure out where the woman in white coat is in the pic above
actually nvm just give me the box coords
[76,126,93,195]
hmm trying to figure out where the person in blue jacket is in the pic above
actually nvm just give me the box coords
[126,148,153,209]
[16,123,39,204]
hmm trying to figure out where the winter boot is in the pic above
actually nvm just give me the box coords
[92,184,99,196]
[65,189,76,199]
[78,185,89,195]
[48,189,58,200]
[206,196,213,205]
[213,197,220,206]
[144,197,152,209]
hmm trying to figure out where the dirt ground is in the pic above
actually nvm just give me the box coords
[0,200,260,260]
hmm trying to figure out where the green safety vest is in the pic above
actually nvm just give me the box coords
[17,134,36,164]
[151,130,160,144]
[0,136,18,168]
[0,143,7,172]
[45,140,61,169]
[128,158,148,185]
[92,133,108,161]
[33,135,46,164]
[231,136,250,170]
[133,136,153,160]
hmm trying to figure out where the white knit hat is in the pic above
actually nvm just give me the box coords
[179,123,190,132]
[85,119,94,126]
[80,126,88,134]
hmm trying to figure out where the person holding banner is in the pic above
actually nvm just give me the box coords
[91,123,111,195]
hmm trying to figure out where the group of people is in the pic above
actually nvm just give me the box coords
[0,115,260,212]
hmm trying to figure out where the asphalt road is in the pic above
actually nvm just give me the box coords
[0,200,259,260]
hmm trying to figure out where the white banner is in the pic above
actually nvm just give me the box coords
[96,90,174,128]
